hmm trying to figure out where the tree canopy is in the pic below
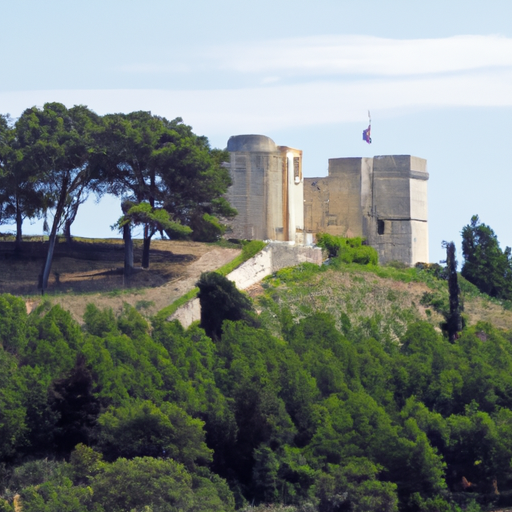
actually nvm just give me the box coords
[461,215,512,300]
[0,105,236,285]
[93,112,235,269]
[0,114,46,246]
[13,103,102,290]
[2,250,512,511]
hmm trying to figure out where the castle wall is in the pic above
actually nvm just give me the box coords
[304,155,429,266]
[168,243,322,328]
[227,150,278,240]
[410,177,428,221]
[325,158,364,237]
[225,134,429,266]
[303,178,330,233]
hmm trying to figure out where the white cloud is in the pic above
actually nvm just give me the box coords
[116,63,193,74]
[211,34,512,76]
[2,67,512,138]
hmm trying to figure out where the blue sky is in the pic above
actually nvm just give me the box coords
[2,0,512,264]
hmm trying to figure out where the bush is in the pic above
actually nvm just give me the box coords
[316,234,378,266]
[190,213,226,242]
[196,272,258,339]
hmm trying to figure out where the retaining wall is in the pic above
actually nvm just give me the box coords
[168,243,322,328]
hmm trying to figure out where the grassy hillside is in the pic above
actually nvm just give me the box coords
[253,260,512,338]
[3,237,511,334]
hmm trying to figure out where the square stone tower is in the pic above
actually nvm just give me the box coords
[304,155,429,265]
[368,155,429,265]
[225,135,304,243]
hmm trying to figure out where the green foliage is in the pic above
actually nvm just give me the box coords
[95,112,235,266]
[83,304,118,337]
[0,114,48,243]
[89,456,231,512]
[190,212,226,242]
[313,458,398,512]
[96,399,212,469]
[15,103,102,289]
[24,304,80,374]
[316,233,378,265]
[154,287,200,321]
[49,356,100,456]
[196,271,259,339]
[69,444,103,484]
[4,249,512,512]
[114,200,192,238]
[273,262,323,284]
[155,239,266,322]
[7,454,234,512]
[216,239,267,276]
[443,241,463,341]
[461,215,512,300]
[420,291,449,316]
[0,294,28,354]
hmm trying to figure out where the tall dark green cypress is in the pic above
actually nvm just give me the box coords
[443,241,463,341]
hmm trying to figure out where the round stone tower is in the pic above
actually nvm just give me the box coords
[225,135,304,243]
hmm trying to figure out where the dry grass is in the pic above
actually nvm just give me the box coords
[0,238,240,324]
[463,295,512,330]
[257,266,512,336]
[3,238,511,333]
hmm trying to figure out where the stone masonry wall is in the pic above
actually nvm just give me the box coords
[168,243,322,328]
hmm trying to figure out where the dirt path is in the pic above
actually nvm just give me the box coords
[21,242,240,324]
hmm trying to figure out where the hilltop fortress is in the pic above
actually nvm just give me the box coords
[224,134,429,266]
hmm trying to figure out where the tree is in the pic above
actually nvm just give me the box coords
[0,349,27,461]
[154,119,236,241]
[94,111,167,269]
[314,458,398,512]
[16,103,101,291]
[96,400,212,469]
[0,115,46,246]
[89,456,234,512]
[196,272,258,340]
[49,355,100,457]
[461,215,512,300]
[114,201,192,268]
[95,113,235,269]
[442,241,463,341]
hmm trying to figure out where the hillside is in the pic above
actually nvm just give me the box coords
[4,238,511,332]
[251,261,512,337]
[0,238,240,323]
[2,244,512,511]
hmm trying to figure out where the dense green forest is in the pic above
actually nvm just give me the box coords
[1,247,512,511]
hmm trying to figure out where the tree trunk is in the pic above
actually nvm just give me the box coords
[64,194,82,244]
[40,175,69,292]
[142,229,151,269]
[15,197,22,250]
[64,219,72,244]
[123,223,134,277]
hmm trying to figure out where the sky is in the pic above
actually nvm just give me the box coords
[2,0,512,264]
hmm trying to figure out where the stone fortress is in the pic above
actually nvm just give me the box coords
[224,134,429,266]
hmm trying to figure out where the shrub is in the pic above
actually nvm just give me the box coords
[190,213,226,242]
[316,234,378,266]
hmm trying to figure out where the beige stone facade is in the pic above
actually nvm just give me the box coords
[226,136,429,266]
[224,135,304,244]
[304,155,429,265]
